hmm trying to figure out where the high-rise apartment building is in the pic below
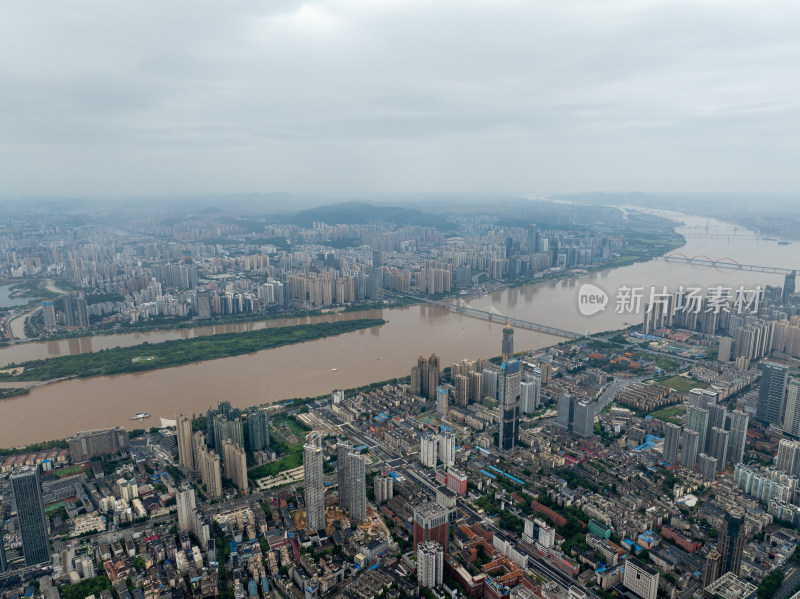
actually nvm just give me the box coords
[413,501,450,554]
[623,557,659,599]
[11,467,50,566]
[708,427,730,466]
[374,474,394,503]
[177,485,197,532]
[556,393,574,430]
[417,540,444,588]
[454,374,470,408]
[757,361,788,425]
[222,439,248,494]
[347,452,367,522]
[726,410,749,466]
[520,377,541,414]
[775,439,800,476]
[411,354,441,401]
[681,429,700,470]
[719,510,745,576]
[436,385,450,417]
[697,453,718,481]
[783,380,800,437]
[213,413,244,458]
[703,549,721,588]
[304,432,326,531]
[662,423,681,465]
[420,434,438,468]
[469,370,483,404]
[572,400,597,437]
[176,413,194,471]
[687,407,710,453]
[196,444,223,498]
[247,407,270,453]
[337,440,353,511]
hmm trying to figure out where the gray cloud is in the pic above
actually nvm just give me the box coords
[0,0,798,197]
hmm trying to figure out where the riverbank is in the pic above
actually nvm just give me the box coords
[14,212,683,343]
[0,318,385,382]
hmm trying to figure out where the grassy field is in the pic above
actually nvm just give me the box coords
[52,463,91,478]
[655,375,708,393]
[0,318,385,382]
[650,405,685,424]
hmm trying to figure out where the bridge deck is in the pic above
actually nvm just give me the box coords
[419,298,582,339]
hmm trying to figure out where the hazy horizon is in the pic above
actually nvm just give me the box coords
[2,1,799,197]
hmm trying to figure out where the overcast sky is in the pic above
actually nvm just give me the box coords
[1,0,798,198]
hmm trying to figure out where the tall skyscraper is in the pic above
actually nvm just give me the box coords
[304,432,326,531]
[222,439,248,494]
[502,326,514,359]
[709,427,730,466]
[176,413,194,471]
[417,540,444,588]
[783,380,800,437]
[520,377,541,414]
[413,501,450,554]
[177,485,197,532]
[572,400,597,437]
[697,453,718,481]
[718,509,745,576]
[412,354,441,400]
[247,407,270,453]
[687,407,710,453]
[436,386,450,417]
[420,434,438,468]
[703,549,721,588]
[196,443,223,498]
[726,410,749,466]
[757,361,788,425]
[11,467,50,566]
[662,423,681,465]
[337,440,353,510]
[556,393,574,430]
[775,439,800,476]
[498,359,521,450]
[213,413,244,458]
[707,405,729,449]
[347,452,367,522]
[681,429,700,470]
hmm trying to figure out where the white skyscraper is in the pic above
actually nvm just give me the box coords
[420,434,438,468]
[521,377,541,414]
[417,540,444,588]
[783,380,800,437]
[438,433,456,467]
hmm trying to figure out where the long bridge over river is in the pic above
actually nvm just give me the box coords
[416,297,584,339]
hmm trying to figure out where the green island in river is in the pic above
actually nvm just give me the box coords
[0,318,385,382]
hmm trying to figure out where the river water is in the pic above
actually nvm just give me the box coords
[0,211,797,446]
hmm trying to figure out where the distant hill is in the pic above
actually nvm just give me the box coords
[273,201,453,230]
